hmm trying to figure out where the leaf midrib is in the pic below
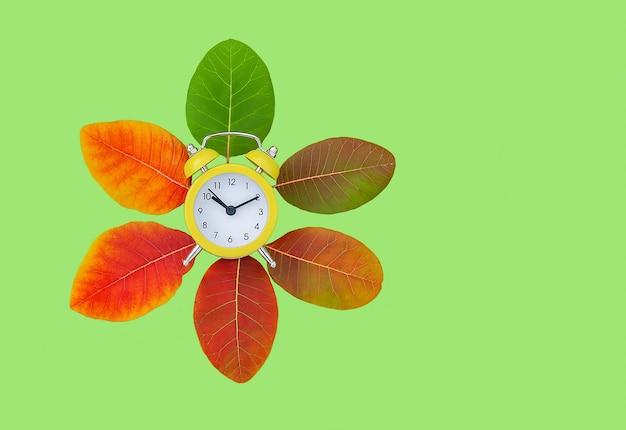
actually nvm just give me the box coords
[90,134,189,190]
[72,242,195,307]
[266,245,380,282]
[226,42,233,161]
[274,162,396,188]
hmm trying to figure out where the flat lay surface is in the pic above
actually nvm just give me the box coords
[2,1,625,428]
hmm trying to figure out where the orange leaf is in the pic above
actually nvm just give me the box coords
[194,257,278,383]
[80,120,190,214]
[267,227,383,309]
[70,222,196,321]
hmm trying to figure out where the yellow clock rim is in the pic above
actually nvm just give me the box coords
[184,163,278,259]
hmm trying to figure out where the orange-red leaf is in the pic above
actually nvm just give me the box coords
[267,227,383,309]
[70,222,196,321]
[80,120,190,214]
[194,257,278,383]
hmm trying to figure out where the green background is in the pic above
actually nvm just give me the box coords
[2,1,625,429]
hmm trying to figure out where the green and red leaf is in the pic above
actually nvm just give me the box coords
[194,257,278,383]
[80,120,190,214]
[70,222,196,321]
[275,137,395,213]
[267,227,383,309]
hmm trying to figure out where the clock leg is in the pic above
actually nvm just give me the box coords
[183,244,203,266]
[258,246,277,268]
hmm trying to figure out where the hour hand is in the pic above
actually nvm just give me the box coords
[208,189,228,209]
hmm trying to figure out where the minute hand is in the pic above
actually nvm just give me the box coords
[234,195,260,209]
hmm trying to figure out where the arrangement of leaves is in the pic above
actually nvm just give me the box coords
[71,39,395,383]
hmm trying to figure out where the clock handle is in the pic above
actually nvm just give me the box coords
[201,131,263,150]
[199,131,279,179]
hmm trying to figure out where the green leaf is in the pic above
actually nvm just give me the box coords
[186,39,275,159]
[275,137,396,213]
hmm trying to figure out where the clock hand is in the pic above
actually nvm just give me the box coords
[234,194,260,209]
[208,189,228,208]
[208,190,236,216]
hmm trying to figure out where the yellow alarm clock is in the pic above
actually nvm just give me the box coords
[182,132,279,268]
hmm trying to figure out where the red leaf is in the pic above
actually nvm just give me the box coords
[70,222,196,321]
[194,257,278,383]
[267,227,383,309]
[80,120,190,214]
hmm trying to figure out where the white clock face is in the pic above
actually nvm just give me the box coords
[192,171,270,248]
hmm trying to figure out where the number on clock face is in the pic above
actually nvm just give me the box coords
[192,172,269,248]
